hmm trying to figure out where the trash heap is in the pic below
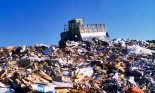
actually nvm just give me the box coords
[0,39,155,93]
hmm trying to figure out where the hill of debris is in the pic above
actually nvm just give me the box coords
[0,38,155,93]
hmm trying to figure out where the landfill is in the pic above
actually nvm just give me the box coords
[0,39,155,93]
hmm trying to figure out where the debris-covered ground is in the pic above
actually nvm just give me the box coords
[0,39,155,93]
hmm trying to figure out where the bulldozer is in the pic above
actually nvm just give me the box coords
[59,18,109,47]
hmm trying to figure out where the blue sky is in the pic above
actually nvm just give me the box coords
[0,0,155,46]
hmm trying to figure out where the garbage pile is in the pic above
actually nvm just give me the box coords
[0,39,155,93]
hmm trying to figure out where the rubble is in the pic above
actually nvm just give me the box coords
[0,39,155,93]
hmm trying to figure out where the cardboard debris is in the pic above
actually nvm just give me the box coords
[38,70,53,82]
